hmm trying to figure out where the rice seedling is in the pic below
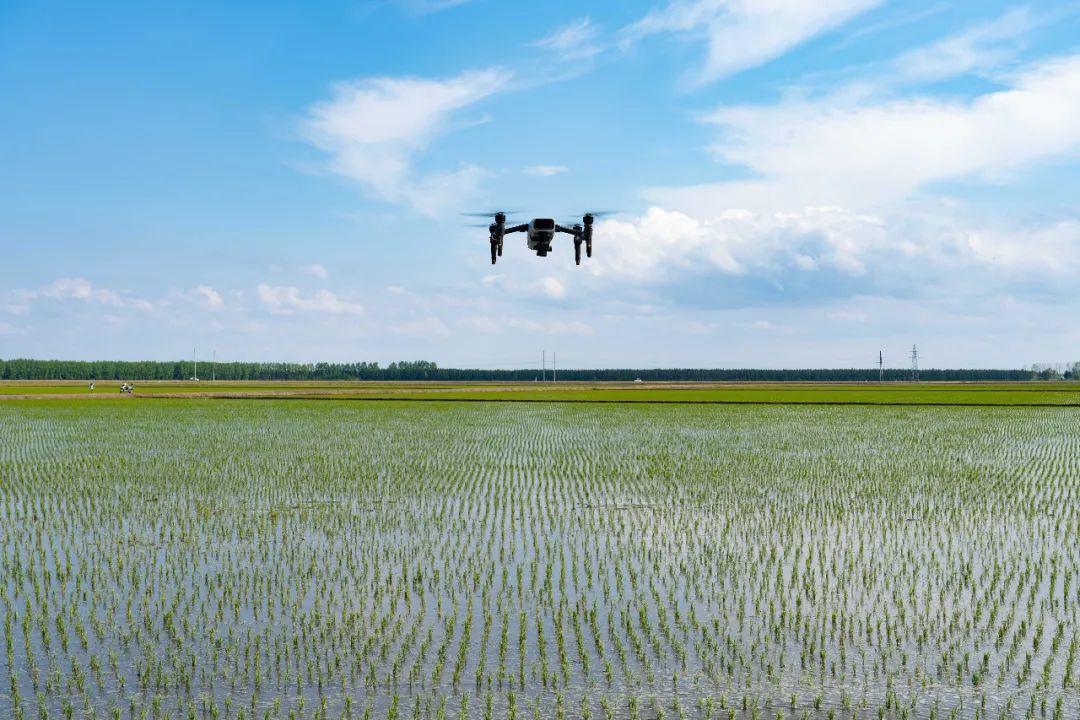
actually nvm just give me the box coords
[0,399,1077,719]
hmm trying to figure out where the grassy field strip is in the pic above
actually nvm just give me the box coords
[3,381,1080,394]
[121,391,1080,406]
[2,382,1079,405]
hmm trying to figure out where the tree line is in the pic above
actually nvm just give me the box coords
[0,358,1048,382]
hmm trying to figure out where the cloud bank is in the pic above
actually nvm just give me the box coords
[302,69,511,215]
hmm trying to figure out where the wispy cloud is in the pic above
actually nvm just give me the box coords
[256,284,364,316]
[830,3,950,51]
[532,18,602,62]
[891,7,1041,83]
[482,274,567,300]
[191,286,224,310]
[624,0,883,86]
[298,263,329,279]
[11,277,153,313]
[392,0,474,16]
[301,69,512,215]
[651,53,1080,213]
[524,165,569,177]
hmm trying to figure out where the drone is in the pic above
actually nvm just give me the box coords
[465,211,614,265]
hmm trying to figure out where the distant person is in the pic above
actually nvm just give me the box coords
[88,382,95,393]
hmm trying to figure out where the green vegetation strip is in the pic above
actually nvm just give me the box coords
[3,381,1080,405]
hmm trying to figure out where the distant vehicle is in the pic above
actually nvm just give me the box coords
[120,383,134,394]
[465,211,616,265]
[634,378,643,383]
[190,377,200,381]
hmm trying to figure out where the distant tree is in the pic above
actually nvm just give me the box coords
[0,358,1041,382]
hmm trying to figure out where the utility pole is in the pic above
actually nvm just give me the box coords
[212,349,216,382]
[541,350,546,383]
[193,347,197,381]
[553,352,556,383]
[910,344,919,382]
[878,350,884,383]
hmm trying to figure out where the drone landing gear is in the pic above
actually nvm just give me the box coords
[491,242,498,265]
[574,239,582,265]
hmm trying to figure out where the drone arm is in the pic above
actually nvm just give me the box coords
[503,224,528,234]
[554,225,581,236]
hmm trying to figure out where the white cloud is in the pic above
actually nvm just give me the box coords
[12,277,153,312]
[533,18,602,62]
[963,220,1080,278]
[892,7,1040,83]
[543,277,567,299]
[482,274,567,300]
[649,53,1080,214]
[191,286,224,309]
[301,69,512,215]
[624,0,882,85]
[298,263,329,279]
[591,204,1080,301]
[593,53,1080,291]
[256,284,364,316]
[39,278,124,307]
[525,165,569,177]
[589,206,888,281]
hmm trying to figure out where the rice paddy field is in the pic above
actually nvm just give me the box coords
[1,398,1078,720]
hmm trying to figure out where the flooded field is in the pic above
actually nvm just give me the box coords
[1,400,1077,719]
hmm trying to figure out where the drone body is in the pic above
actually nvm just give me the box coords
[470,211,603,265]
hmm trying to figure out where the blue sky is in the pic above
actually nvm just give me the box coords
[1,0,1077,369]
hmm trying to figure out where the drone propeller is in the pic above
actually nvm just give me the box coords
[462,210,522,218]
[559,211,619,226]
[560,211,619,225]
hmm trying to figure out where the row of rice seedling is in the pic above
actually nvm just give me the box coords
[0,400,1076,719]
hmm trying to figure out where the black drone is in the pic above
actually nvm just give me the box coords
[465,211,614,265]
